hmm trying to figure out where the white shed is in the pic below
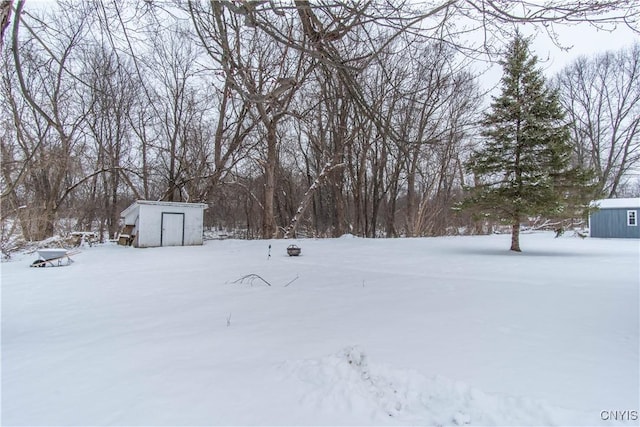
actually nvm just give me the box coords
[119,200,208,248]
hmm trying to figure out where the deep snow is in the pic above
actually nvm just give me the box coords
[1,232,638,426]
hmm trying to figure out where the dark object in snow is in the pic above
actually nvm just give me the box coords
[232,274,272,287]
[231,273,299,287]
[287,244,301,256]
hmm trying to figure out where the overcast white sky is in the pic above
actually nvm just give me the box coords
[530,22,638,74]
[475,21,638,94]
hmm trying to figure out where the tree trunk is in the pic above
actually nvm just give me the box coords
[331,171,345,237]
[0,0,12,53]
[406,152,418,237]
[31,203,56,241]
[262,122,277,239]
[510,221,521,252]
[108,171,120,238]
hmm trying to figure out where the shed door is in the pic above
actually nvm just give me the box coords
[161,212,185,246]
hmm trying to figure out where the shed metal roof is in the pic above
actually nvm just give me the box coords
[590,198,640,209]
[121,200,208,217]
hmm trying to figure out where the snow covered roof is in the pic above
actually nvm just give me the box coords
[121,200,208,217]
[590,198,640,209]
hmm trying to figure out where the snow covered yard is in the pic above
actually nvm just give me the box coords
[1,233,638,426]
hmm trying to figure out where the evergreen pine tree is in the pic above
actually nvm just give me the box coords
[464,32,592,252]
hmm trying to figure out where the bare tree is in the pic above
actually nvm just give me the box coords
[556,43,640,198]
[282,62,358,238]
[194,1,639,144]
[189,1,313,238]
[80,45,140,239]
[0,0,11,52]
[147,27,205,202]
[3,2,96,240]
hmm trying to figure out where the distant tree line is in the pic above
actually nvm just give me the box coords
[1,1,639,247]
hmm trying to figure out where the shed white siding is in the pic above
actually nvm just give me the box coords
[120,201,207,248]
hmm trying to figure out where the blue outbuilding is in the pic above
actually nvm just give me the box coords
[589,198,640,238]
